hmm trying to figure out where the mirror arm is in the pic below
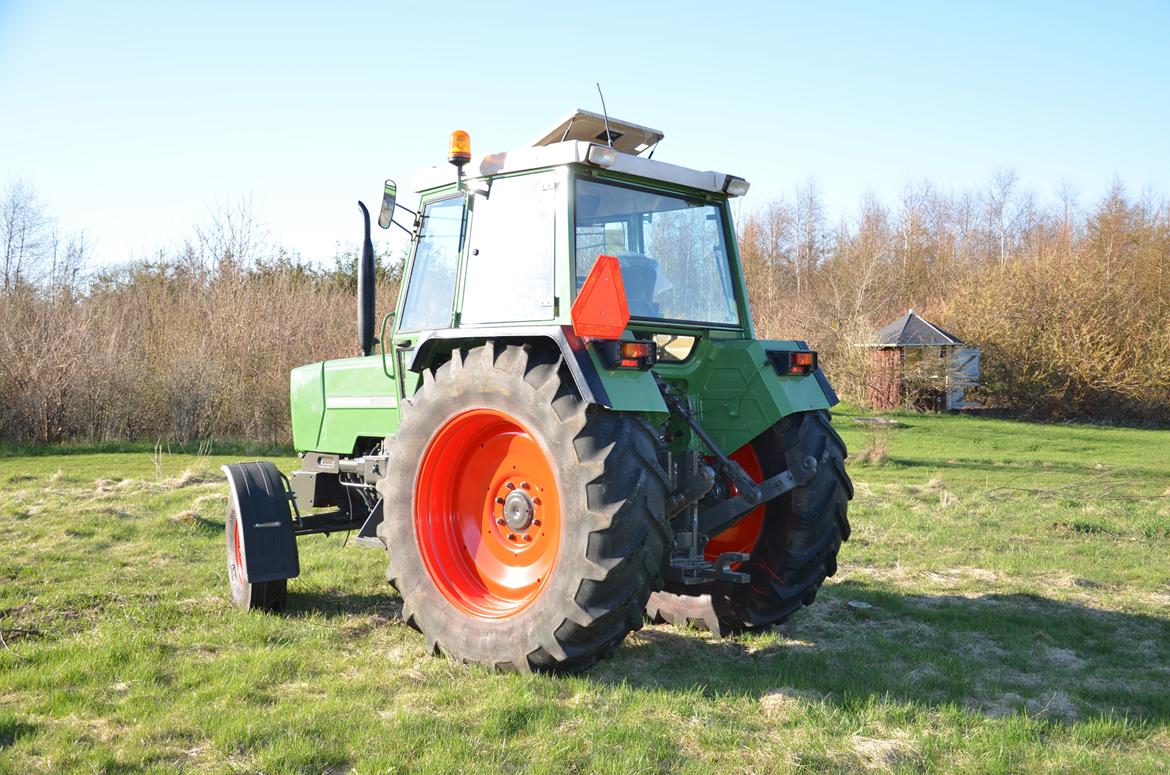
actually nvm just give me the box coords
[389,218,413,236]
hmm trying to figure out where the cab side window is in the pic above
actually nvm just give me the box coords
[461,173,556,324]
[398,196,465,331]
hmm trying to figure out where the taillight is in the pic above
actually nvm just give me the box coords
[768,349,818,375]
[595,339,657,370]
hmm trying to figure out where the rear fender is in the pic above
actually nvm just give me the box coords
[662,338,837,453]
[407,325,667,413]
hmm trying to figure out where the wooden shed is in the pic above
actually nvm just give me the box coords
[865,310,980,411]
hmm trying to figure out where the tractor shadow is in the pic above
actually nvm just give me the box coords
[592,580,1170,724]
[285,589,403,621]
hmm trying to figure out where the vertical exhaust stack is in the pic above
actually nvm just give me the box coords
[357,201,376,357]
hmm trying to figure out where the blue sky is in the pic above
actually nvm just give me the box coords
[2,1,1167,265]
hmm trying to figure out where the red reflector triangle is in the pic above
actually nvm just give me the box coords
[571,255,630,339]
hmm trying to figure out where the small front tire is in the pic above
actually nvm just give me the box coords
[226,491,288,612]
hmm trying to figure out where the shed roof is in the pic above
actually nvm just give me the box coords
[870,310,963,347]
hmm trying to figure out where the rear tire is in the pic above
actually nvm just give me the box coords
[378,342,670,673]
[647,410,851,635]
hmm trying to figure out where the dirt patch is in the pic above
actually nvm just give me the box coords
[849,732,917,772]
[851,482,878,500]
[80,505,138,520]
[93,478,114,492]
[906,477,946,496]
[959,633,1007,662]
[760,687,824,718]
[845,564,1001,591]
[968,692,1026,718]
[0,625,43,645]
[93,478,138,496]
[163,468,219,489]
[932,566,999,583]
[905,664,941,684]
[342,610,402,639]
[1043,646,1087,671]
[1080,676,1164,696]
[1026,690,1078,721]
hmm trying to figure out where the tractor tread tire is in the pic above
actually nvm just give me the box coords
[647,409,851,635]
[377,342,670,673]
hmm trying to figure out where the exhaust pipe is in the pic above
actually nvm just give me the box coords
[357,201,375,357]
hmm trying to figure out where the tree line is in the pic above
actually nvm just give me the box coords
[0,173,1166,446]
[0,189,400,445]
[737,173,1169,421]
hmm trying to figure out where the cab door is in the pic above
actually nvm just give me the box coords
[391,194,468,399]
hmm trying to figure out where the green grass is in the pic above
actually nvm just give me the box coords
[1,409,1169,773]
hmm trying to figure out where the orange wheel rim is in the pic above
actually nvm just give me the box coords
[414,408,562,619]
[704,443,765,561]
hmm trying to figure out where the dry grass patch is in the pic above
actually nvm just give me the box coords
[847,731,919,772]
[759,687,824,718]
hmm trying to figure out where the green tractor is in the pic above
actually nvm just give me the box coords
[222,110,852,672]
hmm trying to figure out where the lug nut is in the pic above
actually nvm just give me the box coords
[533,519,542,527]
[523,535,532,542]
[506,482,516,490]
[496,518,505,526]
[507,533,516,540]
[495,497,505,504]
[520,481,530,490]
[533,497,541,505]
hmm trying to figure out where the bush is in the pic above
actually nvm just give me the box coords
[0,262,397,444]
[738,179,1170,421]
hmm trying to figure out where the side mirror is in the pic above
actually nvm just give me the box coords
[377,179,397,230]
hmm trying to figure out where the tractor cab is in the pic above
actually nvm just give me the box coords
[379,110,767,412]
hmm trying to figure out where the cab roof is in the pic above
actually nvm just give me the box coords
[411,109,748,198]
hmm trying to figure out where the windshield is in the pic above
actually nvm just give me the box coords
[574,178,740,327]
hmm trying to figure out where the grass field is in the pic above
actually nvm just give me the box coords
[1,408,1169,773]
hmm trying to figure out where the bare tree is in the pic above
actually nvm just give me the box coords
[792,179,826,298]
[194,196,268,273]
[1,179,52,291]
[48,229,89,293]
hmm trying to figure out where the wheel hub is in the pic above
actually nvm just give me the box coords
[503,490,535,531]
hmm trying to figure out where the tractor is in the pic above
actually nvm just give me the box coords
[222,110,853,672]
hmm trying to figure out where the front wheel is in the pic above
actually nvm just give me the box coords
[225,492,287,612]
[378,343,670,673]
[647,410,852,636]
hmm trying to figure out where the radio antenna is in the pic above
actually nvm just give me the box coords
[596,82,614,148]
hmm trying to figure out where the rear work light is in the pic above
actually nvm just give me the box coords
[595,339,657,370]
[723,176,750,197]
[767,349,818,376]
[586,143,618,168]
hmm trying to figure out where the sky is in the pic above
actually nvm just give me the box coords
[1,0,1168,266]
